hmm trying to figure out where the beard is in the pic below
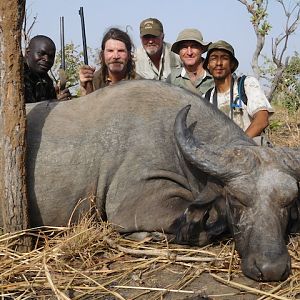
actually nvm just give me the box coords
[107,61,126,73]
[144,45,160,56]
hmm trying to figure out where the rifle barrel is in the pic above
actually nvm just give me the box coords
[79,7,89,65]
[60,16,66,70]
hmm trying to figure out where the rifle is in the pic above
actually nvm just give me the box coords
[58,16,67,91]
[79,7,93,94]
[79,7,88,65]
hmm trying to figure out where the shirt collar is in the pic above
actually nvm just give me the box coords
[180,68,210,80]
[105,74,129,85]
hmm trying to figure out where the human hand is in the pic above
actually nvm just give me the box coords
[79,65,96,86]
[56,87,72,101]
[79,65,96,95]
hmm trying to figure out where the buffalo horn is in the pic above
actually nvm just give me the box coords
[174,105,257,182]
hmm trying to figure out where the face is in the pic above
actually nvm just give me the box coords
[207,50,235,80]
[141,34,164,56]
[26,39,56,74]
[103,39,129,75]
[178,41,204,68]
[224,168,297,281]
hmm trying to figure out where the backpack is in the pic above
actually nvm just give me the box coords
[205,75,248,107]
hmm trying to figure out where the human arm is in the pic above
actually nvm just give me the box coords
[245,110,269,138]
[243,77,274,137]
[79,65,95,95]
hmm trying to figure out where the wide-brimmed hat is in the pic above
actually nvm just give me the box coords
[203,40,239,72]
[171,28,211,54]
[140,18,164,37]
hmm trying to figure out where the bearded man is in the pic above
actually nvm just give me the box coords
[135,18,181,81]
[79,28,141,95]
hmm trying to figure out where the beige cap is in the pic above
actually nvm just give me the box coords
[171,28,211,54]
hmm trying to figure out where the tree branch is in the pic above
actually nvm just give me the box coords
[268,0,300,99]
[238,0,270,79]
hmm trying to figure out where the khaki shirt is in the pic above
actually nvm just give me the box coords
[166,67,214,97]
[135,42,182,81]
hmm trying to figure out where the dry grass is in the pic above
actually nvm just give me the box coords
[267,105,300,147]
[1,218,300,299]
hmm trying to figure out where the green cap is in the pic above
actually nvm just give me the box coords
[140,18,163,37]
[203,40,239,72]
[171,28,211,54]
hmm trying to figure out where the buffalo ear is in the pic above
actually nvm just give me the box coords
[276,147,300,181]
[288,193,300,234]
[174,105,257,182]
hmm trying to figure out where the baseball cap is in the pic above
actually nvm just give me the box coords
[140,18,164,37]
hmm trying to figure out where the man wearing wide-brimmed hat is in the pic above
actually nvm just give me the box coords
[203,40,274,145]
[135,18,181,81]
[166,28,214,96]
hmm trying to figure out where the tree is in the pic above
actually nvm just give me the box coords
[51,42,83,91]
[262,51,300,111]
[22,8,37,50]
[238,0,300,100]
[50,43,99,95]
[0,0,31,251]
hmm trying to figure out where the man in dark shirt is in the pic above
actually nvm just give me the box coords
[24,35,70,103]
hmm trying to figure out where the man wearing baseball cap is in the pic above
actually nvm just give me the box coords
[203,40,274,144]
[166,28,214,96]
[135,18,181,81]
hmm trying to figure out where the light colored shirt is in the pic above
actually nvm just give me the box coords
[135,42,181,81]
[207,76,274,132]
[166,67,214,97]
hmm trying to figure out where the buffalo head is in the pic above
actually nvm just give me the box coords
[174,105,300,282]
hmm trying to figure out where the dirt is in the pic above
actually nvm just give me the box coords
[115,265,259,300]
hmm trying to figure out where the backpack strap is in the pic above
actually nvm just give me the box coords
[237,75,247,106]
[204,88,213,101]
[205,75,248,114]
[204,88,218,107]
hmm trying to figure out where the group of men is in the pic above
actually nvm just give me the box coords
[24,17,273,144]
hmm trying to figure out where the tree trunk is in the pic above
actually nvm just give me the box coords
[0,0,31,251]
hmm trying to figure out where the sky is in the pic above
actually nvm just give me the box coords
[26,0,300,75]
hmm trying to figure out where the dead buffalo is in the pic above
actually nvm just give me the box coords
[1,80,299,282]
